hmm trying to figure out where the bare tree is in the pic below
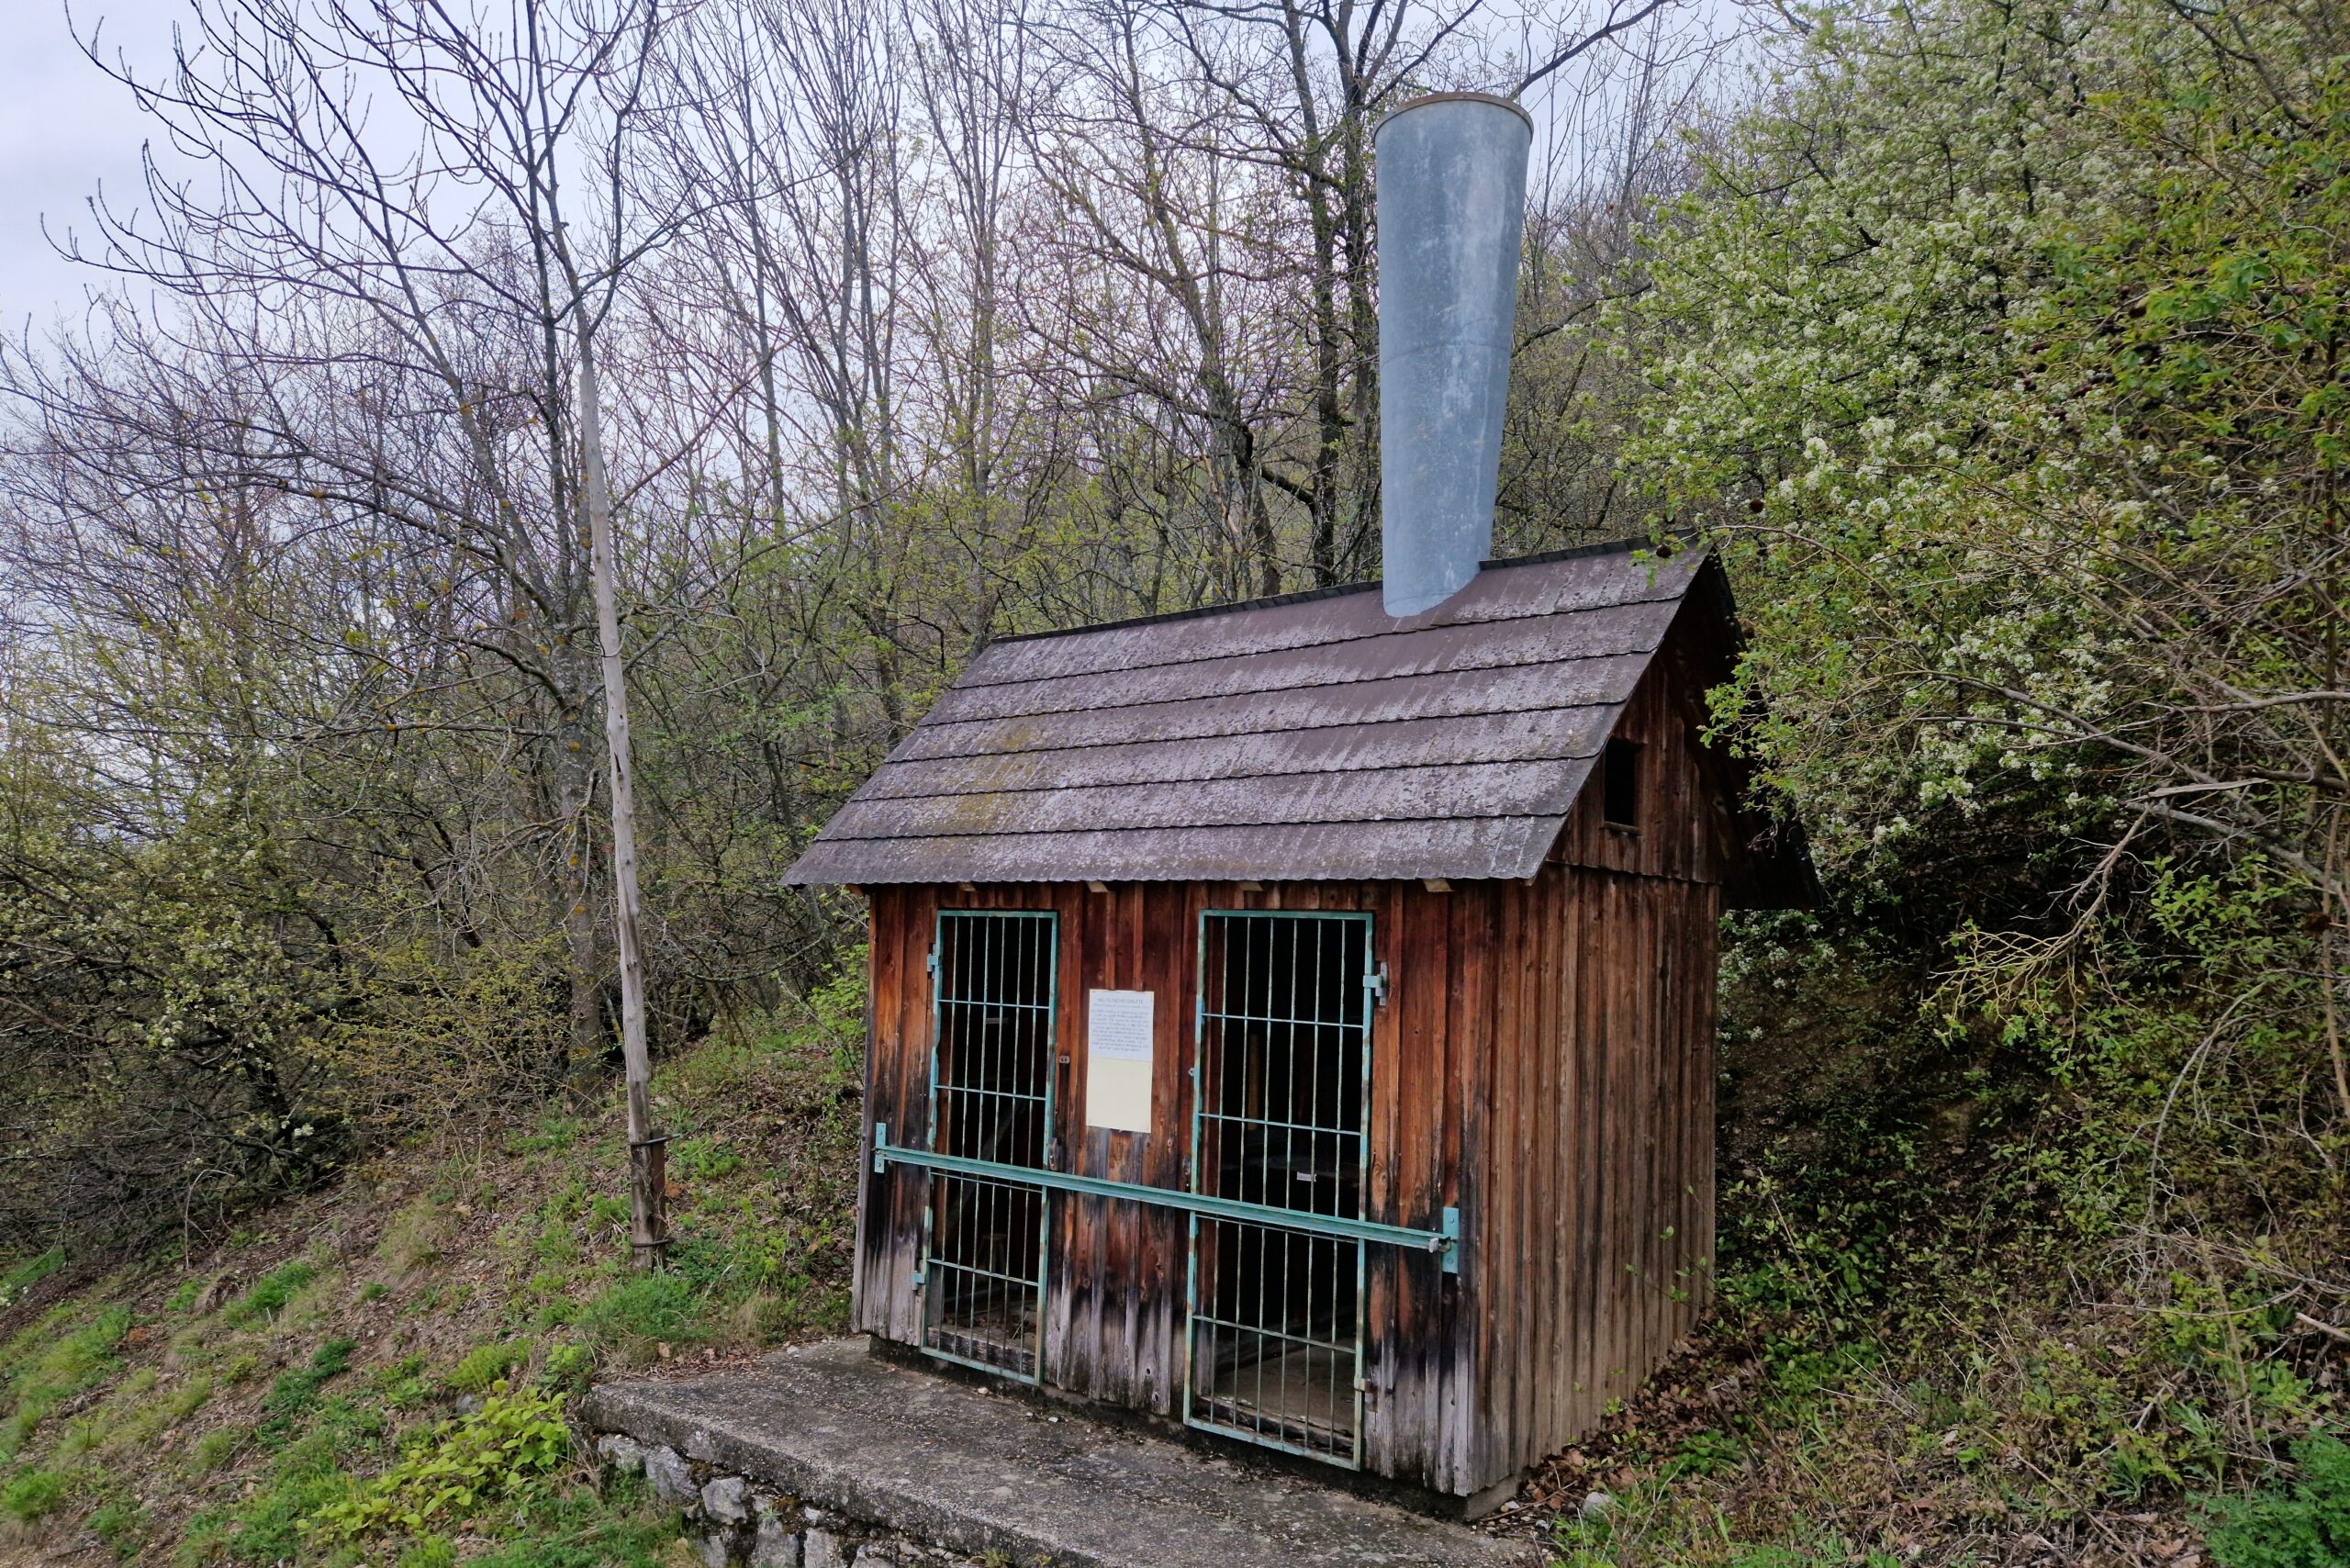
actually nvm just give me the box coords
[34,0,683,1251]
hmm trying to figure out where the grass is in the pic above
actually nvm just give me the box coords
[446,1337,532,1394]
[0,1249,64,1311]
[224,1261,320,1327]
[1,1466,70,1523]
[257,1339,358,1443]
[3,936,2336,1568]
[578,1272,705,1356]
[0,1304,132,1461]
[0,997,861,1564]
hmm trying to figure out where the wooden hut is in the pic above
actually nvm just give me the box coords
[783,538,1811,1508]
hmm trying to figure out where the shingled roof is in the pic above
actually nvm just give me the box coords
[785,539,1771,888]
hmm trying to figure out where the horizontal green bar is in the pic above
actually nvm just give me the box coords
[874,1128,1450,1255]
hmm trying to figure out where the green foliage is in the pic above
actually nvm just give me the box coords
[2202,1431,2350,1568]
[0,795,359,1254]
[119,1373,214,1449]
[458,1473,681,1567]
[448,1337,533,1394]
[0,1249,64,1309]
[189,1428,243,1473]
[308,1383,569,1540]
[1662,1429,1747,1480]
[539,1341,594,1393]
[397,1539,459,1568]
[186,1463,353,1566]
[89,1495,147,1559]
[227,1260,319,1327]
[1595,0,2350,1551]
[508,1114,588,1157]
[0,1305,129,1460]
[672,1136,744,1182]
[1,1465,70,1521]
[371,1353,434,1411]
[803,946,870,1081]
[258,1338,357,1442]
[578,1271,705,1353]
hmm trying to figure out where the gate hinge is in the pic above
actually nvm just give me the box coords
[873,1122,890,1175]
[925,946,938,976]
[1366,961,1390,1007]
[1441,1205,1461,1275]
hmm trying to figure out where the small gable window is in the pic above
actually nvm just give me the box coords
[1602,739,1641,829]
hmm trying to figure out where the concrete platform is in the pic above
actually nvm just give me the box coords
[582,1338,1536,1568]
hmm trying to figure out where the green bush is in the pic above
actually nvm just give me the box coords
[89,1495,146,1559]
[308,1383,569,1540]
[459,1473,680,1568]
[187,1469,352,1566]
[371,1353,433,1411]
[2202,1430,2350,1568]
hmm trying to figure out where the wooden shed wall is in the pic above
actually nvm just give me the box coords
[1467,637,1726,1484]
[850,643,1730,1497]
[1463,863,1719,1484]
[855,876,1494,1493]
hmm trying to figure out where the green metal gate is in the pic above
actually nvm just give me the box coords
[1183,911,1381,1464]
[872,905,1454,1453]
[918,909,1057,1381]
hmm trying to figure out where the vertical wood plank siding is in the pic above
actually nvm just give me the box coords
[1465,643,1726,1486]
[851,638,1727,1498]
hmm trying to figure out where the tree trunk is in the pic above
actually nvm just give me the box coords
[580,329,666,1271]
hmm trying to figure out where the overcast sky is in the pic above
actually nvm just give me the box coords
[0,0,183,331]
[0,0,1748,334]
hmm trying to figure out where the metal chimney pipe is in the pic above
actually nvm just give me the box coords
[1374,92,1533,618]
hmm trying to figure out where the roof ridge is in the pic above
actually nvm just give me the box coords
[984,532,1684,647]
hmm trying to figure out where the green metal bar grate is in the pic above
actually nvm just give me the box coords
[919,909,1057,1383]
[1183,910,1375,1466]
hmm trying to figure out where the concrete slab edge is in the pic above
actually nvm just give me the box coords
[581,1382,1096,1568]
[577,1378,1543,1568]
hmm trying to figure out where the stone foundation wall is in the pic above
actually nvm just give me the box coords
[596,1432,1011,1568]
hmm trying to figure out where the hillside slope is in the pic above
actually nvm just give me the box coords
[0,997,862,1567]
[2,933,2344,1568]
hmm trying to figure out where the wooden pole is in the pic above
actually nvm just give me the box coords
[580,328,666,1269]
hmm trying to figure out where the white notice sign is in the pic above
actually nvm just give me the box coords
[1086,989,1155,1133]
